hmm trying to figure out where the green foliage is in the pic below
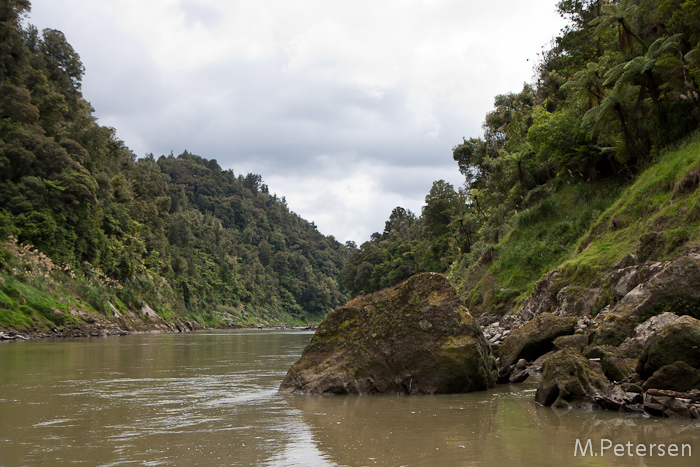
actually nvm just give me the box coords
[0,8,349,331]
[342,181,472,296]
[563,133,700,286]
[358,1,700,319]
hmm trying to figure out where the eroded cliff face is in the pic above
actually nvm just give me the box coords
[279,272,497,395]
[479,249,700,417]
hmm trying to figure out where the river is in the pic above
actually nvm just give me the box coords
[0,330,697,466]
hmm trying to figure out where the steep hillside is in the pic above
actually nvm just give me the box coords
[0,1,349,335]
[343,0,700,319]
[464,132,700,322]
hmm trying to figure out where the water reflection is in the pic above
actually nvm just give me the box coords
[283,384,698,467]
[0,331,697,467]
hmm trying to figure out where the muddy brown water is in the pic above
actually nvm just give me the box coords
[0,329,697,466]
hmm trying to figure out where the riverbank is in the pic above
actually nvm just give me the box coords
[0,320,317,341]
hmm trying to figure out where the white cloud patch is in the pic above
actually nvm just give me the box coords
[26,0,567,243]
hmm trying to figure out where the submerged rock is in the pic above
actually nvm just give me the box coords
[279,273,497,395]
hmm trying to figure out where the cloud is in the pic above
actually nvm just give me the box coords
[26,0,567,243]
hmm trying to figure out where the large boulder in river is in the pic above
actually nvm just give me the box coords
[279,273,497,395]
[498,312,577,368]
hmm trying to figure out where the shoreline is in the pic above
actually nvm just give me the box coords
[0,323,318,342]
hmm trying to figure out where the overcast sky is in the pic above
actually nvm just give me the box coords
[25,0,567,244]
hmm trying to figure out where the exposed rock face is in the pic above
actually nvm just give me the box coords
[476,249,700,418]
[593,252,700,346]
[498,313,576,368]
[617,312,680,357]
[553,333,588,352]
[279,273,497,395]
[535,349,611,409]
[637,315,700,379]
[600,351,636,382]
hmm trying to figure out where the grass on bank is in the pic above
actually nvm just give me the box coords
[455,132,700,317]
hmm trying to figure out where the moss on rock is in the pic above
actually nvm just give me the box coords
[535,349,611,408]
[498,312,577,368]
[637,315,700,379]
[279,273,497,395]
[642,361,700,391]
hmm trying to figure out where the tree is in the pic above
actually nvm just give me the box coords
[590,0,647,54]
[37,28,85,96]
[0,0,30,81]
[583,79,640,161]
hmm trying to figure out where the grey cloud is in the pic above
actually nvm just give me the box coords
[178,0,224,29]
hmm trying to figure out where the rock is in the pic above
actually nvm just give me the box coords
[140,303,161,320]
[530,351,556,372]
[514,270,562,319]
[689,406,700,418]
[642,361,700,392]
[646,388,700,401]
[617,312,680,358]
[535,349,611,409]
[582,345,608,359]
[554,286,601,318]
[553,334,588,352]
[599,348,636,382]
[499,313,577,368]
[279,273,497,395]
[623,383,643,393]
[624,392,644,404]
[610,261,665,300]
[509,369,530,384]
[75,310,97,324]
[592,251,700,346]
[643,401,667,417]
[637,315,700,379]
[644,393,693,418]
[614,253,639,270]
[497,365,513,384]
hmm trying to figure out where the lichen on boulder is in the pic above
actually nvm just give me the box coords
[279,273,497,395]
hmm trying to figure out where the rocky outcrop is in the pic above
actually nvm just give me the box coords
[472,248,700,419]
[617,312,680,357]
[1,301,210,339]
[552,334,589,352]
[279,273,497,395]
[498,312,576,368]
[592,252,700,346]
[637,315,700,379]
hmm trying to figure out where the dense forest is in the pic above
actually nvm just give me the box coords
[0,0,349,331]
[344,0,700,314]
